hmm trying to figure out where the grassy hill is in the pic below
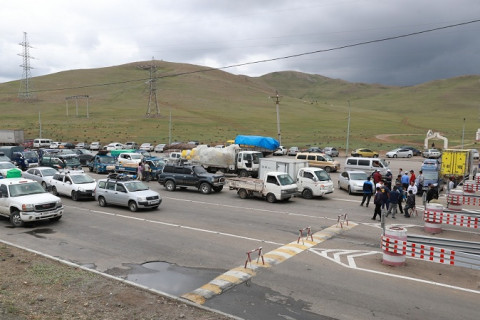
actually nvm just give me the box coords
[0,60,479,151]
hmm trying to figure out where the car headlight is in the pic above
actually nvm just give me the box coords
[22,204,35,212]
[56,200,63,208]
[138,197,147,202]
[77,187,85,192]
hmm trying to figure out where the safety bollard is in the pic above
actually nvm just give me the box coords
[463,180,476,193]
[424,203,443,234]
[381,226,407,266]
[447,189,463,211]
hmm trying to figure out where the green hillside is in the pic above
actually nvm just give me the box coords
[0,61,478,151]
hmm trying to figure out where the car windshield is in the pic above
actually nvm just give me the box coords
[0,162,16,169]
[9,182,46,197]
[379,159,388,167]
[41,168,57,176]
[125,181,149,192]
[131,154,142,160]
[423,171,439,180]
[193,166,208,175]
[350,172,368,180]
[314,170,331,181]
[99,157,115,164]
[71,174,95,184]
[278,174,295,186]
[23,151,38,159]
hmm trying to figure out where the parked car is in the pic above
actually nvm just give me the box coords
[158,163,225,194]
[287,147,299,156]
[95,175,162,211]
[296,152,340,172]
[399,146,422,156]
[154,144,166,153]
[71,148,95,166]
[323,147,339,157]
[50,171,97,201]
[59,142,75,149]
[90,142,101,151]
[21,166,58,190]
[75,142,90,149]
[105,142,125,151]
[124,142,138,149]
[422,148,441,159]
[140,143,154,151]
[49,141,61,149]
[0,161,18,177]
[305,147,323,153]
[351,148,379,158]
[385,148,413,158]
[338,170,369,195]
[273,146,287,156]
[0,153,10,162]
[421,159,441,171]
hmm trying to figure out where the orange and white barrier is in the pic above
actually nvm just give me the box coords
[297,226,314,244]
[336,214,348,228]
[424,203,444,234]
[424,208,479,229]
[463,180,480,193]
[244,247,264,269]
[447,189,464,211]
[381,226,407,266]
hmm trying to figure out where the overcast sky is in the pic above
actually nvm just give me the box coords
[2,0,480,86]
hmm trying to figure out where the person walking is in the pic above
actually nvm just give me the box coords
[407,180,418,196]
[401,172,409,190]
[137,162,144,181]
[386,186,400,218]
[372,170,382,185]
[409,170,416,186]
[385,169,392,190]
[426,183,439,203]
[372,187,382,220]
[381,183,390,213]
[397,182,405,215]
[404,190,416,218]
[360,176,374,207]
[143,161,151,182]
[416,170,424,196]
[447,176,455,193]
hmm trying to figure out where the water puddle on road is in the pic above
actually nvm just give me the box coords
[126,261,222,296]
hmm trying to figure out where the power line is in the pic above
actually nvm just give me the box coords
[7,18,480,95]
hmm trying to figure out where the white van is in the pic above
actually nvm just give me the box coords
[33,138,53,148]
[345,157,390,176]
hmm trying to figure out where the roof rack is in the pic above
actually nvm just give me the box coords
[106,172,134,181]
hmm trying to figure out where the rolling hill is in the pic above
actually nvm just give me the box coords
[0,60,478,151]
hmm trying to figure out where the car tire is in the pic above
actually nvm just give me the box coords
[348,186,352,195]
[128,201,138,212]
[238,170,249,177]
[98,196,107,207]
[302,188,313,199]
[266,193,276,203]
[238,188,248,199]
[10,210,24,228]
[199,182,212,194]
[71,191,78,201]
[393,155,397,158]
[408,154,412,158]
[51,186,58,196]
[165,180,176,191]
[41,181,47,190]
[324,166,332,173]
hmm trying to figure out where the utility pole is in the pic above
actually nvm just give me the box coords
[461,117,466,148]
[18,32,35,100]
[346,100,352,157]
[139,58,160,118]
[270,91,282,145]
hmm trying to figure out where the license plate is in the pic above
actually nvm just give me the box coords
[148,200,159,205]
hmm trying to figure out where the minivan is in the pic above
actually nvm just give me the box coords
[33,138,53,148]
[344,157,390,176]
[296,152,340,172]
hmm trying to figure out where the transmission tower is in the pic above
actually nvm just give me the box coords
[18,32,35,100]
[139,58,160,118]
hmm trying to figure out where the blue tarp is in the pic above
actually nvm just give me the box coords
[234,135,279,150]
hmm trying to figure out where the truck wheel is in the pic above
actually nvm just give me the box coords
[238,170,249,177]
[302,189,313,199]
[71,191,79,201]
[51,186,58,196]
[266,193,276,203]
[98,196,107,207]
[238,189,248,199]
[324,166,332,173]
[128,201,138,212]
[165,180,176,191]
[200,183,212,194]
[213,186,223,192]
[10,210,24,227]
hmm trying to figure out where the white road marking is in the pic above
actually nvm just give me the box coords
[310,248,480,295]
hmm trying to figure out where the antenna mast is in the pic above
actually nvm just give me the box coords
[18,32,35,100]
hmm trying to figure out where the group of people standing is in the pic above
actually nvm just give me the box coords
[137,161,151,181]
[360,168,439,221]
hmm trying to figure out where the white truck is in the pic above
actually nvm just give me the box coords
[185,144,263,177]
[227,171,298,203]
[259,158,334,199]
[0,178,64,227]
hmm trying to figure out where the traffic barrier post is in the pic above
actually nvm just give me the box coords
[381,226,407,266]
[424,203,443,234]
[337,214,348,228]
[447,189,463,211]
[244,247,264,269]
[297,226,314,244]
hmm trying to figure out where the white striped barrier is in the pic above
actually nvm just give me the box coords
[447,189,463,211]
[381,236,457,267]
[381,226,407,266]
[476,175,480,184]
[463,180,479,193]
[423,209,479,229]
[423,203,443,234]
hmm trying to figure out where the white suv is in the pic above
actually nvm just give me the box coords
[50,171,97,201]
[0,178,63,227]
[95,176,161,211]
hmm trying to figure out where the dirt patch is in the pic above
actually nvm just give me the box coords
[375,133,423,145]
[0,243,233,320]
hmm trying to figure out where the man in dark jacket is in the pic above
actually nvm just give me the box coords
[360,176,374,207]
[372,187,382,221]
[404,190,415,217]
[426,183,439,203]
[386,186,400,218]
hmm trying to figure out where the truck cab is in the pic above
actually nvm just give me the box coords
[235,151,262,177]
[89,154,116,174]
[11,151,39,171]
[296,167,334,199]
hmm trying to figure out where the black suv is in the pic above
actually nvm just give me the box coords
[158,164,225,194]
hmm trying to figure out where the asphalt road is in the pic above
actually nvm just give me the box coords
[0,155,479,320]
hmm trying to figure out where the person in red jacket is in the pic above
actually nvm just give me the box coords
[372,170,382,184]
[409,170,416,185]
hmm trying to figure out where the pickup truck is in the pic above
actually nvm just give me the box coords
[0,178,64,227]
[228,171,298,203]
[88,154,116,173]
[158,163,225,194]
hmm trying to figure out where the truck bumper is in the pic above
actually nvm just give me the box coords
[21,207,64,222]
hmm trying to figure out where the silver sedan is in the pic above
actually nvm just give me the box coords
[338,170,369,195]
[21,166,58,190]
[386,148,413,158]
